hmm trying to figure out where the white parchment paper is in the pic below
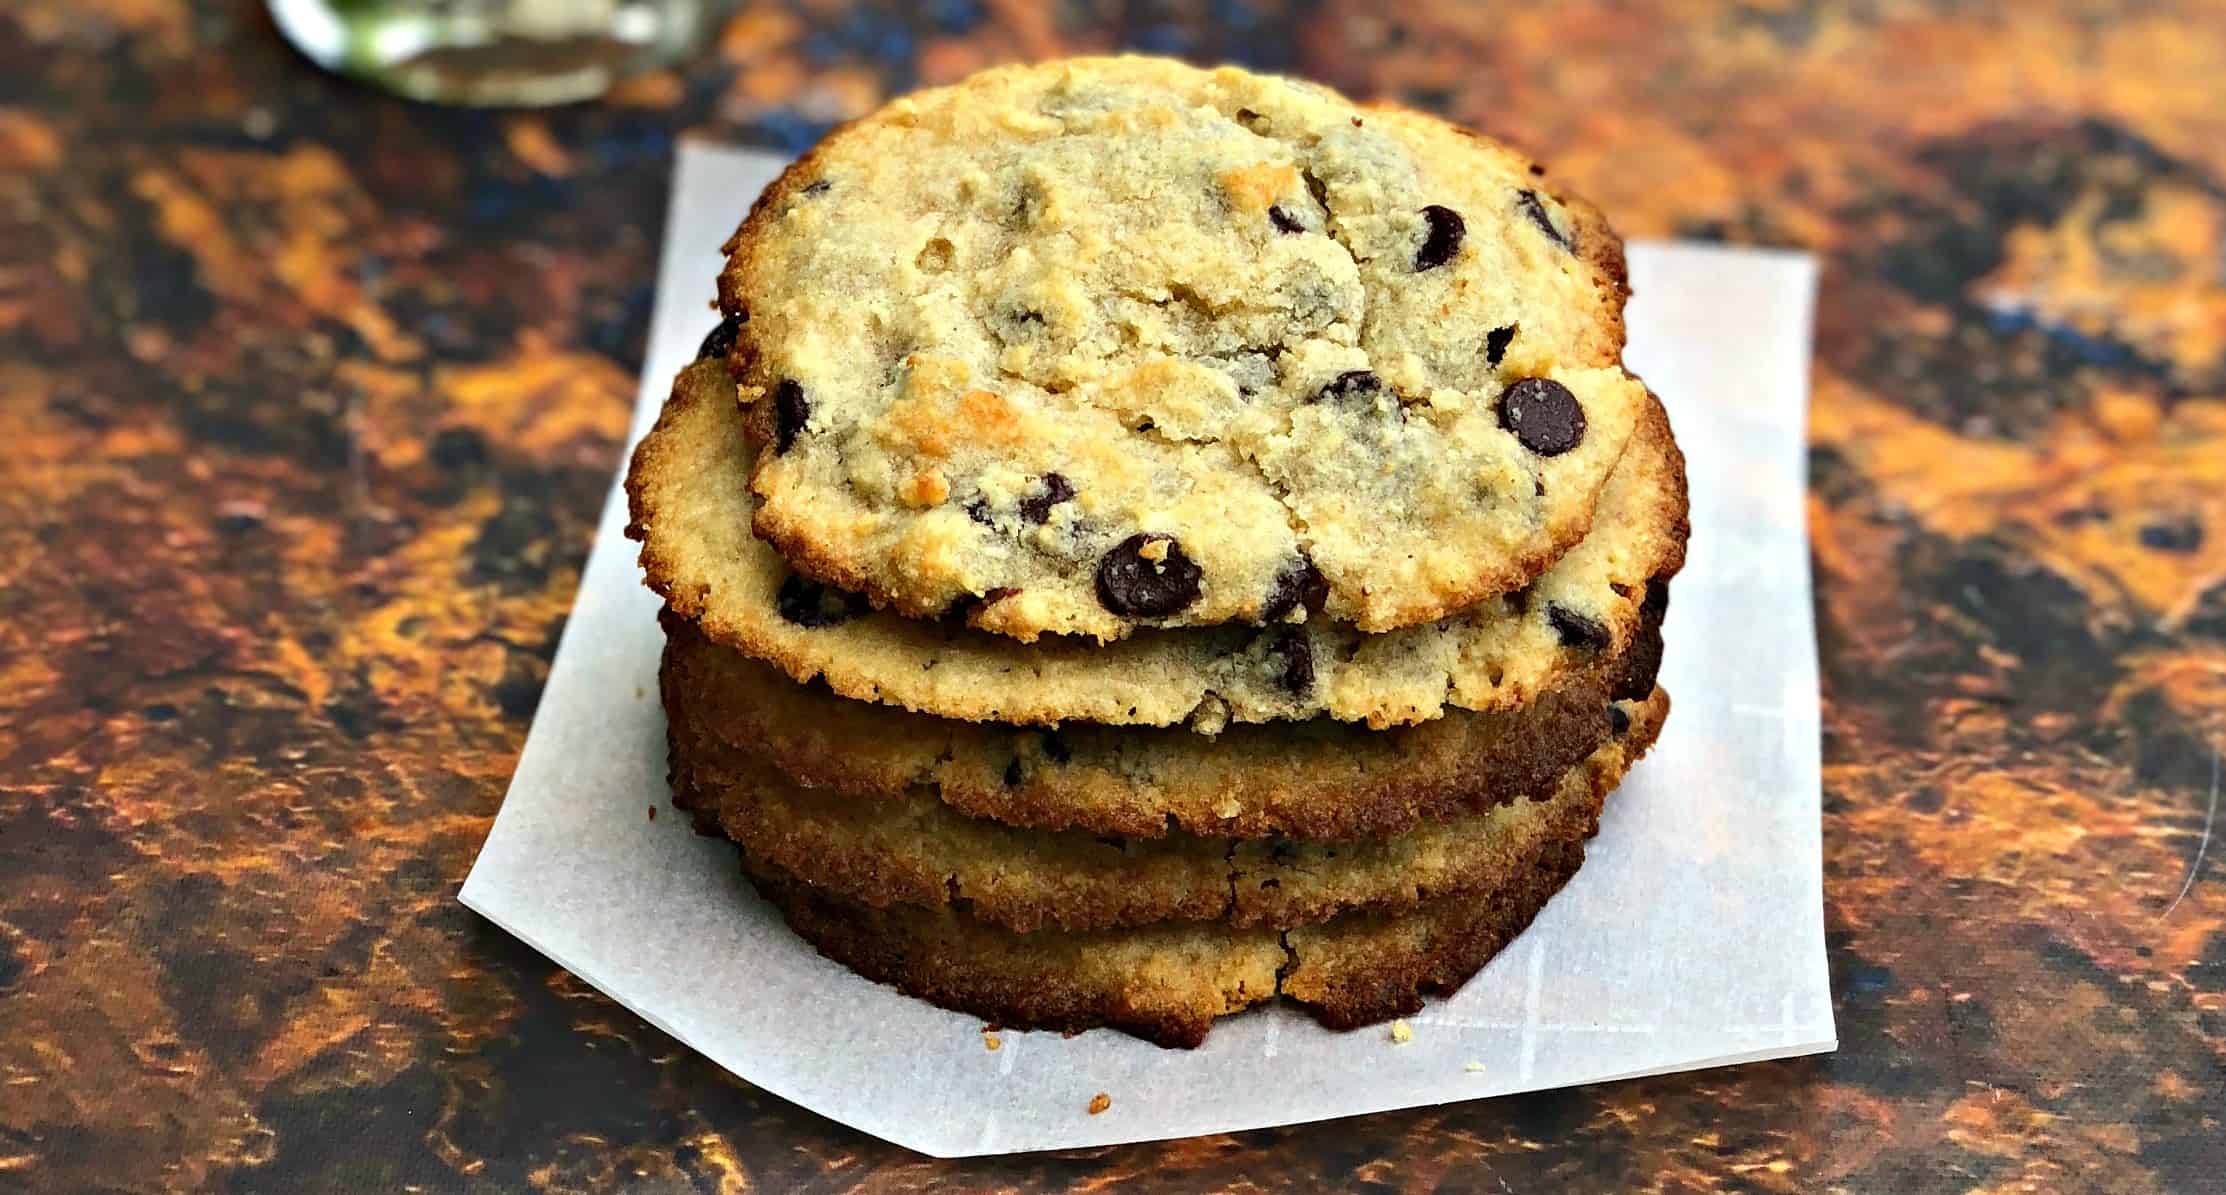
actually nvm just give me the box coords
[461,143,1834,1157]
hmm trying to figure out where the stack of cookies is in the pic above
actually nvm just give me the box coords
[626,58,1688,1048]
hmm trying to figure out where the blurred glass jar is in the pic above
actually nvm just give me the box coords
[268,0,710,106]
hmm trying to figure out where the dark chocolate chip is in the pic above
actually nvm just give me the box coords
[1608,704,1631,736]
[1528,163,1546,176]
[802,178,832,196]
[1415,204,1465,270]
[1269,205,1304,234]
[1314,370,1381,405]
[1040,730,1073,764]
[1484,325,1516,366]
[1611,597,1667,701]
[775,573,869,628]
[1499,378,1586,455]
[1018,473,1075,524]
[772,379,809,453]
[1095,533,1204,618]
[1641,578,1671,621]
[1263,554,1329,621]
[980,586,1022,606]
[1263,626,1315,696]
[1517,189,1572,250]
[697,313,744,362]
[963,498,994,527]
[1003,757,1023,786]
[1547,603,1611,651]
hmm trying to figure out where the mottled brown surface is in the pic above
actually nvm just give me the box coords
[3,1,2224,1191]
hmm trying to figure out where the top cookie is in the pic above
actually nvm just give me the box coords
[717,56,1642,643]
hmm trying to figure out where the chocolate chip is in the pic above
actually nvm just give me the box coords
[1018,473,1075,524]
[1608,704,1631,736]
[772,380,809,453]
[1263,554,1328,621]
[1415,205,1464,270]
[1517,189,1571,250]
[1484,325,1515,366]
[1611,597,1666,701]
[963,498,994,527]
[980,586,1022,606]
[775,573,869,628]
[1040,730,1073,764]
[697,313,744,362]
[1095,533,1203,618]
[1314,370,1381,405]
[1269,205,1304,234]
[1499,378,1586,455]
[1263,627,1315,696]
[1547,604,1610,651]
[1641,578,1671,621]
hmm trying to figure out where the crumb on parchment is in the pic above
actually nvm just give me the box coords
[982,1030,1001,1051]
[1087,1092,1111,1116]
[1389,1019,1413,1044]
[1464,1060,1486,1073]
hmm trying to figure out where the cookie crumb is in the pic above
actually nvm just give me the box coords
[1464,1060,1486,1073]
[1087,1092,1111,1116]
[1389,1019,1413,1044]
[982,1030,1001,1051]
[647,805,657,821]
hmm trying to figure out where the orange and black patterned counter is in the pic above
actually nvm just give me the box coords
[3,2,2222,1190]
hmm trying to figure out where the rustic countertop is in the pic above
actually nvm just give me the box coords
[5,1,2224,1190]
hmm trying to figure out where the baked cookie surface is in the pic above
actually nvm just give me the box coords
[718,56,1643,642]
[626,360,1687,729]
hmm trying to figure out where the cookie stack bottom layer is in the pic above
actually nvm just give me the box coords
[667,657,1667,1047]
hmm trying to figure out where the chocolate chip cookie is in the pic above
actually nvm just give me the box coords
[625,359,1686,730]
[715,56,1644,643]
[671,683,1666,935]
[727,695,1653,1049]
[659,603,1664,840]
